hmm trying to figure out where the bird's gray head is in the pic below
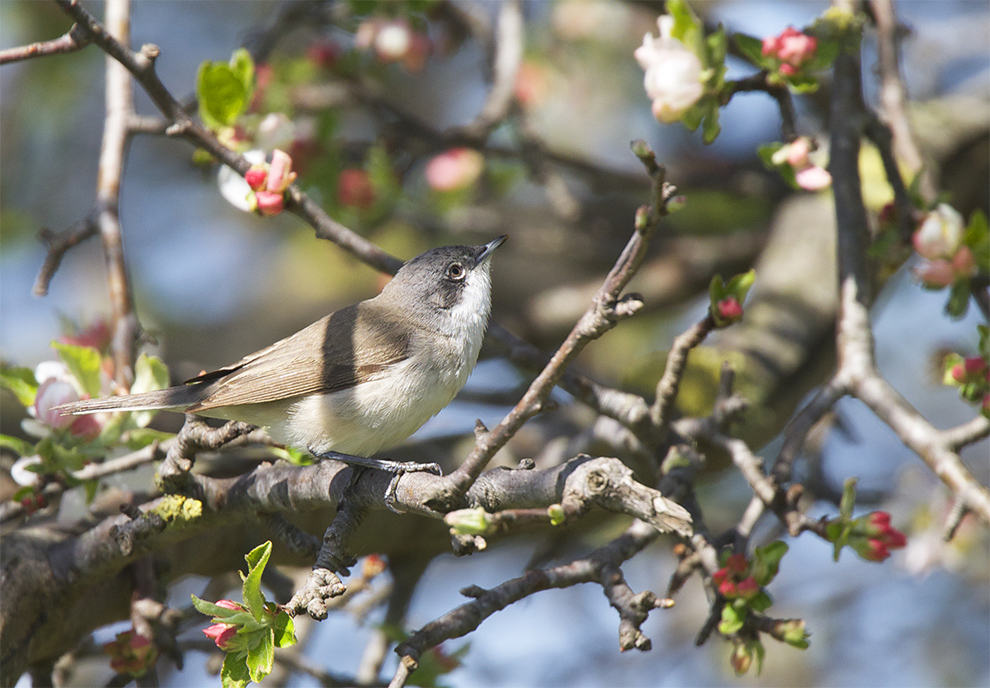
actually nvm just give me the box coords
[380,236,506,329]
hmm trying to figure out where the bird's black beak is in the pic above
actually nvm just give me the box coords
[474,235,507,266]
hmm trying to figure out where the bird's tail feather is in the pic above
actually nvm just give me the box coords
[55,386,201,416]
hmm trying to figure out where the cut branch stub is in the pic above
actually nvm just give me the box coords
[560,457,693,537]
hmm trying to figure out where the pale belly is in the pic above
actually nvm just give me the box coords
[217,355,471,456]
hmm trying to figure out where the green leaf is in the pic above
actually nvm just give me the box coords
[1,433,36,457]
[191,595,245,620]
[246,628,275,683]
[734,33,767,67]
[666,0,705,60]
[701,100,721,144]
[272,609,297,648]
[1,367,38,407]
[719,603,746,635]
[807,38,839,70]
[964,209,990,268]
[679,102,704,132]
[197,49,255,130]
[839,477,857,520]
[709,273,726,303]
[220,651,251,688]
[242,541,272,620]
[726,269,756,301]
[784,74,821,94]
[752,639,766,675]
[51,341,103,397]
[229,48,255,93]
[751,541,788,586]
[131,353,169,395]
[748,590,773,612]
[945,281,971,319]
[706,27,728,70]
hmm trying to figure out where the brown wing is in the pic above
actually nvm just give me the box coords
[184,301,410,412]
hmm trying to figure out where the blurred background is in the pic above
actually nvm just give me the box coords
[1,1,988,686]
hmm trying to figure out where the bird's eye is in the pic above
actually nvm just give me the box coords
[446,262,466,281]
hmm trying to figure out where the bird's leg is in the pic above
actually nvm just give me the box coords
[310,449,442,512]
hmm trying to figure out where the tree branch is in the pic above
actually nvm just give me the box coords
[0,22,90,64]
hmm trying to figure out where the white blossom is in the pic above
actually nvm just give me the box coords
[635,16,704,124]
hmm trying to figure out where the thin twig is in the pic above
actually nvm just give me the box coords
[33,214,100,296]
[650,314,717,439]
[0,23,90,64]
[868,0,936,203]
[724,73,798,142]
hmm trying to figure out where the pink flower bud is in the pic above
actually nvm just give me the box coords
[214,599,243,611]
[736,576,760,599]
[725,553,749,574]
[718,578,738,598]
[34,378,79,430]
[70,413,102,440]
[337,168,376,209]
[761,35,780,57]
[878,202,897,226]
[731,643,754,675]
[425,148,485,192]
[20,491,47,514]
[716,296,744,323]
[784,137,811,168]
[913,259,955,288]
[865,511,891,531]
[795,165,832,190]
[363,554,387,579]
[951,246,977,278]
[883,529,907,549]
[950,363,967,382]
[965,357,988,376]
[59,319,112,352]
[776,28,817,66]
[103,630,157,677]
[266,149,296,194]
[254,190,285,216]
[203,622,237,649]
[245,165,268,191]
[307,40,341,69]
[712,567,729,586]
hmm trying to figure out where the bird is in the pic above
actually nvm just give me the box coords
[57,236,507,476]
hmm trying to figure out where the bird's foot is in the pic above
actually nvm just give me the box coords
[310,449,442,513]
